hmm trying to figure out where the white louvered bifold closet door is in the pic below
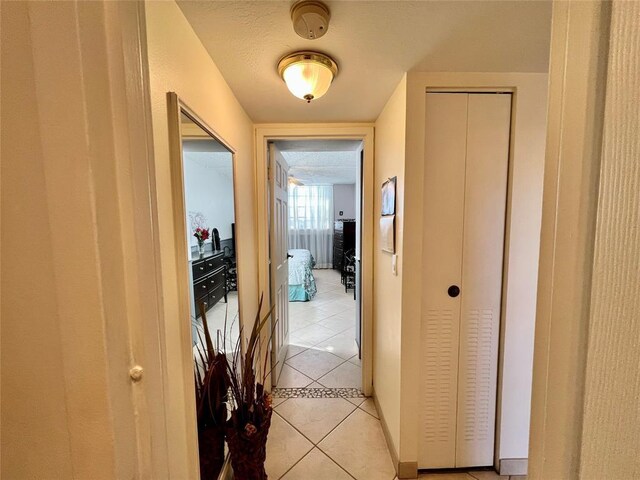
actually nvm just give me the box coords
[419,92,511,469]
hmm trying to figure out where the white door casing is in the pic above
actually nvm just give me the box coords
[419,92,511,468]
[269,143,290,385]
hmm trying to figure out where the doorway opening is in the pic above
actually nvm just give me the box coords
[269,139,364,392]
[256,128,396,480]
[254,124,375,398]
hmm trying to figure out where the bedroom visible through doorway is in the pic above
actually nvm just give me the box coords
[271,139,364,390]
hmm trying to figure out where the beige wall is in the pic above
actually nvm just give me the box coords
[144,1,260,477]
[373,75,407,459]
[372,72,548,473]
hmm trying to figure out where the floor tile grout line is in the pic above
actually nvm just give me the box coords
[283,347,360,387]
[311,400,358,446]
[274,398,358,447]
[290,310,356,336]
[315,356,358,386]
[276,446,357,480]
[323,449,359,480]
[271,407,363,480]
[290,325,336,343]
[290,350,351,380]
[357,402,380,421]
[315,408,372,479]
[270,412,315,479]
[279,362,315,387]
[284,346,310,363]
[274,444,313,480]
[275,271,362,478]
[286,343,350,367]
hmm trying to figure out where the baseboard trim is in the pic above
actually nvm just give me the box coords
[397,461,418,479]
[499,458,528,476]
[372,389,418,479]
[371,389,399,468]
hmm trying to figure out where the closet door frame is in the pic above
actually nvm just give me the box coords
[420,87,516,470]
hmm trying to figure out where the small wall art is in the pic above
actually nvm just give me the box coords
[380,176,397,253]
[380,215,395,253]
[381,176,396,215]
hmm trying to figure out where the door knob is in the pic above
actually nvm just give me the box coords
[448,285,460,298]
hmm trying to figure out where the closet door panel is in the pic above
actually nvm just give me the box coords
[455,94,511,467]
[419,93,468,468]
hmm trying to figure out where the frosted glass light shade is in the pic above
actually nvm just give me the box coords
[278,52,338,103]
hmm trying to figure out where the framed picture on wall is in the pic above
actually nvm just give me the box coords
[381,176,396,215]
[380,215,395,253]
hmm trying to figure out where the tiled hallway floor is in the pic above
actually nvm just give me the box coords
[266,269,517,480]
[267,269,395,479]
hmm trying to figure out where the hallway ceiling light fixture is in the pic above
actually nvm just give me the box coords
[277,51,338,103]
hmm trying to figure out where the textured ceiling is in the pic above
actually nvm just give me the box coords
[178,1,551,123]
[275,139,362,152]
[275,140,359,185]
[183,151,234,180]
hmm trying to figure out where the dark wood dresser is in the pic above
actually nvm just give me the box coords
[191,251,227,318]
[333,220,356,271]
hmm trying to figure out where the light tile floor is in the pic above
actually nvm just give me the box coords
[268,269,383,479]
[267,270,517,480]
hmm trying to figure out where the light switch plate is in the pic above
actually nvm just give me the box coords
[392,254,397,275]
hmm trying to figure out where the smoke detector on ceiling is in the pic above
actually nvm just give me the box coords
[290,1,331,40]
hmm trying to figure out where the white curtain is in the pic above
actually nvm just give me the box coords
[289,185,334,268]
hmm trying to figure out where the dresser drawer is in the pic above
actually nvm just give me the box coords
[208,286,224,307]
[194,276,210,299]
[206,266,226,290]
[194,293,209,318]
[204,253,224,273]
[192,260,208,281]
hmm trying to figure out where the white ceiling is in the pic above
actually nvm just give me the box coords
[178,1,551,123]
[275,140,359,185]
[183,151,234,180]
[183,139,232,153]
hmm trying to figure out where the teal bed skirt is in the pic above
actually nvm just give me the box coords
[288,249,318,302]
[289,284,310,302]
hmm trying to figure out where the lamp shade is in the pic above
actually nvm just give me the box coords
[278,52,338,103]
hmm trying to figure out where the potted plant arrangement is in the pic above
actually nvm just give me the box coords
[194,227,210,256]
[193,303,229,479]
[225,296,275,480]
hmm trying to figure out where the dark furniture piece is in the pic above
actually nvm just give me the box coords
[192,250,227,318]
[333,220,355,272]
[342,248,356,298]
[224,245,237,292]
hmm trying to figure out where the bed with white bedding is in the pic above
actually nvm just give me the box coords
[288,249,317,301]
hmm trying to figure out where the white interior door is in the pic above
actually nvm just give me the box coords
[269,143,290,386]
[455,94,510,467]
[420,93,468,468]
[419,92,511,468]
[355,148,363,355]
